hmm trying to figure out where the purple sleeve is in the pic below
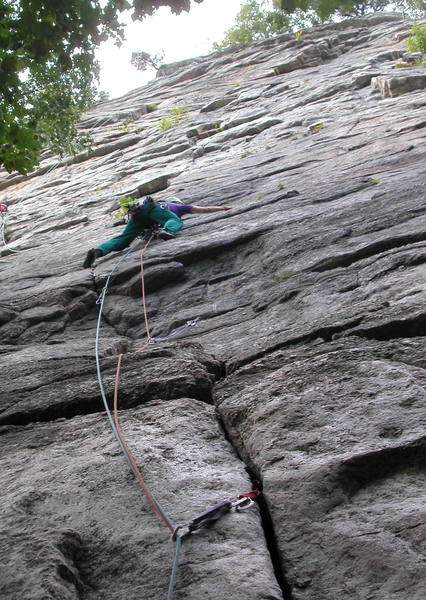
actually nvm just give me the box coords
[162,202,193,217]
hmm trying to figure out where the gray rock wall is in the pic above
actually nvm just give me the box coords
[1,12,425,600]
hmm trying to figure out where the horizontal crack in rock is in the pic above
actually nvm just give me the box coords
[349,312,426,341]
[309,231,426,272]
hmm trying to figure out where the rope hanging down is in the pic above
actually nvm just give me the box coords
[95,233,259,600]
[95,235,175,532]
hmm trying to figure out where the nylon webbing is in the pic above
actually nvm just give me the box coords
[152,318,200,343]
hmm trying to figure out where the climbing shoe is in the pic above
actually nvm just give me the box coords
[158,230,176,241]
[83,248,102,268]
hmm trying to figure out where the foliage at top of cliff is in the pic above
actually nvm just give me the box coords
[278,0,425,20]
[213,0,425,50]
[0,0,204,176]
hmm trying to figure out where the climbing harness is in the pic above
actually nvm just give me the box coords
[142,224,160,240]
[95,235,259,600]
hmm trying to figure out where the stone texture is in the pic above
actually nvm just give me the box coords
[372,69,426,97]
[0,12,425,600]
[0,340,221,426]
[215,337,426,600]
[1,400,282,600]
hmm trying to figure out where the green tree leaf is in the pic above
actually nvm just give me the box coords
[0,0,201,174]
[212,0,323,50]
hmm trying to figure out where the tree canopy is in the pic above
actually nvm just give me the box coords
[277,0,426,20]
[212,0,323,50]
[213,0,426,51]
[212,0,292,49]
[131,49,165,71]
[0,0,203,174]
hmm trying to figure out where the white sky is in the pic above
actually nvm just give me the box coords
[97,0,246,99]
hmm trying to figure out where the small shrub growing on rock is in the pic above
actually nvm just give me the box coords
[113,196,135,219]
[406,24,426,54]
[277,182,286,190]
[393,60,426,68]
[393,61,413,68]
[372,177,380,184]
[171,106,189,122]
[159,106,190,131]
[112,118,134,132]
[308,122,326,134]
[159,116,173,131]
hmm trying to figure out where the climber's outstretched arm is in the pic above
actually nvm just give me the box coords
[190,205,231,214]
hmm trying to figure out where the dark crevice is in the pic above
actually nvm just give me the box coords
[366,250,426,282]
[315,320,365,342]
[227,317,364,373]
[310,177,375,204]
[397,120,426,134]
[0,351,218,427]
[263,161,320,177]
[204,270,245,285]
[226,311,426,374]
[338,436,426,496]
[254,481,294,600]
[309,231,426,272]
[184,190,300,231]
[384,144,415,156]
[174,227,274,266]
[0,380,214,428]
[55,529,87,599]
[350,312,426,341]
[0,396,106,428]
[217,414,293,600]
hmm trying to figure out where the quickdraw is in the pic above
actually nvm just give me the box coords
[151,318,200,344]
[172,490,260,540]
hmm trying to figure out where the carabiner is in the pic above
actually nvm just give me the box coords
[187,318,200,327]
[231,496,255,511]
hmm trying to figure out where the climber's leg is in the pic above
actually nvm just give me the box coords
[95,218,144,256]
[149,206,184,237]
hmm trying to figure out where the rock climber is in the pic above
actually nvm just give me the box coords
[83,196,231,268]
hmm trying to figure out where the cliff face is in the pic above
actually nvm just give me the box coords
[1,12,426,600]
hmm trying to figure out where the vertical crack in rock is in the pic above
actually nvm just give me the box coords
[251,479,295,600]
[217,414,293,600]
[1,12,426,599]
[54,529,87,599]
